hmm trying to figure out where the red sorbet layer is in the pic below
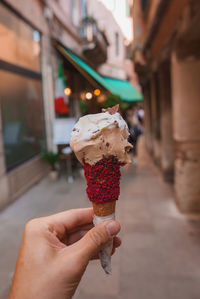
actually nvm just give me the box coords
[83,155,124,204]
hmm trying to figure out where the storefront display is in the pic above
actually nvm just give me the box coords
[0,4,45,170]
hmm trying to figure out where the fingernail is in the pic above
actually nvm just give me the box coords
[106,221,119,236]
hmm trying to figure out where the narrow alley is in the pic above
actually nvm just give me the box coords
[1,138,200,299]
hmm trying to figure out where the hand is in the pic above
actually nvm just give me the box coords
[8,208,121,299]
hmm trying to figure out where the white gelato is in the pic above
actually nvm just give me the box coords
[71,112,129,141]
[70,111,132,165]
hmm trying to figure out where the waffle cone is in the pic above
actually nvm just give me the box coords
[92,201,116,217]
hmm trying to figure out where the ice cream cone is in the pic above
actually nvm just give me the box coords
[70,105,132,275]
[92,201,116,275]
[92,201,116,217]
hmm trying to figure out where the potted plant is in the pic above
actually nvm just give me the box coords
[41,151,59,180]
[100,94,130,111]
[79,99,88,114]
[101,94,121,108]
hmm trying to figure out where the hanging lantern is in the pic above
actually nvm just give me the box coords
[97,94,106,103]
[64,87,72,96]
[85,92,92,100]
[94,89,101,96]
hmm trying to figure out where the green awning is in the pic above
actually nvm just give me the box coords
[56,44,143,102]
[102,77,143,102]
[63,47,108,89]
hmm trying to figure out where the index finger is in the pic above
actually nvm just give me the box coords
[45,208,94,235]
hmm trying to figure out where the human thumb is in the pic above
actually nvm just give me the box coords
[77,220,120,260]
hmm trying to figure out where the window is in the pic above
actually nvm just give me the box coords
[141,0,149,12]
[126,0,131,17]
[126,44,132,59]
[0,4,41,72]
[80,0,87,18]
[71,0,79,26]
[0,4,45,170]
[115,32,119,56]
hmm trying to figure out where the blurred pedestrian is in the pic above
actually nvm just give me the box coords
[125,107,143,163]
[137,106,144,126]
[8,208,121,299]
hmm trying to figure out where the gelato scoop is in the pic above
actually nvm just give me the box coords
[70,110,132,165]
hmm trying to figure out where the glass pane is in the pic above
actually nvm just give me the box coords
[0,70,45,170]
[0,3,41,72]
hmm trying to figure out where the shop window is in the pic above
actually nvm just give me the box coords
[0,4,41,72]
[115,32,119,56]
[0,4,45,170]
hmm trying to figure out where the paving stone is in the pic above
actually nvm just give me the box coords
[0,137,200,299]
[120,273,170,299]
[77,254,120,297]
[168,277,200,299]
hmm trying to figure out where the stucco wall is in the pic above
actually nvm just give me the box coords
[87,0,127,79]
[172,55,200,142]
[171,53,200,212]
[5,0,47,33]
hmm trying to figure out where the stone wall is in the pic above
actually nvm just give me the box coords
[159,61,175,182]
[143,83,153,153]
[8,157,49,203]
[150,73,161,165]
[133,0,200,214]
[171,53,200,212]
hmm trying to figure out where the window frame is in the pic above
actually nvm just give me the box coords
[0,2,46,171]
[115,32,119,57]
[1,0,42,34]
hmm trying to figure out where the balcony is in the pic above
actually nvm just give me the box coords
[80,16,109,66]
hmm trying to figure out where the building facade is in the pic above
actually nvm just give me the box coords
[0,0,136,209]
[133,0,200,213]
[0,0,86,209]
[87,0,139,88]
[87,0,130,80]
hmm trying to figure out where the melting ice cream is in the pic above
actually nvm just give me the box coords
[70,111,132,165]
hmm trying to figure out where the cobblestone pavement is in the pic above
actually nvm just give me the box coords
[1,138,200,299]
